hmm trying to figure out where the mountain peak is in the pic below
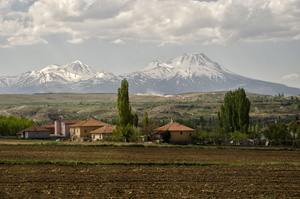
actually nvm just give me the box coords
[71,60,84,65]
[169,53,212,65]
[40,65,59,73]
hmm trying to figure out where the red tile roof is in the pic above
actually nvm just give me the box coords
[155,122,195,134]
[61,120,82,124]
[17,126,50,134]
[90,125,116,134]
[42,123,54,128]
[70,118,108,127]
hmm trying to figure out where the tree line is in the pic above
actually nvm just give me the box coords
[0,115,35,136]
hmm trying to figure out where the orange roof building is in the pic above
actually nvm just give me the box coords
[17,126,50,139]
[154,122,195,144]
[90,124,116,141]
[55,120,82,137]
[70,119,109,139]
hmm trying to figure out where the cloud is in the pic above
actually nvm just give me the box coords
[282,73,300,80]
[111,39,125,45]
[67,37,84,44]
[1,0,300,47]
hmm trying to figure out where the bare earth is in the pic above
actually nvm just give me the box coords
[1,144,300,198]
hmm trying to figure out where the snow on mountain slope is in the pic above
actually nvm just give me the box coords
[9,61,101,88]
[125,53,300,95]
[1,54,300,95]
[93,70,120,82]
[0,76,18,87]
[134,53,236,81]
[0,60,120,93]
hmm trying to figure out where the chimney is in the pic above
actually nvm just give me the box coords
[171,118,173,124]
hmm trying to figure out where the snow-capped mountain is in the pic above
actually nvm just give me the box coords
[0,60,120,94]
[1,53,300,95]
[124,53,300,95]
[138,53,232,80]
[18,60,97,85]
[136,53,236,82]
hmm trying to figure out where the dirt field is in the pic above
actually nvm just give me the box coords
[1,145,300,163]
[1,145,300,198]
[1,164,300,198]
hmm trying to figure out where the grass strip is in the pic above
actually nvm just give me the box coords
[0,141,299,151]
[0,159,299,167]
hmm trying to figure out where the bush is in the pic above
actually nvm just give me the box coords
[112,125,142,142]
[230,131,248,142]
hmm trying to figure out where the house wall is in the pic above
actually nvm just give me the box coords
[54,121,61,135]
[64,123,72,137]
[71,126,99,139]
[70,127,75,137]
[44,127,54,134]
[91,133,112,141]
[57,122,77,137]
[169,131,193,144]
[91,134,101,141]
[61,122,66,136]
[25,131,50,139]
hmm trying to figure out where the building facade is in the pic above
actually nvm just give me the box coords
[70,119,108,139]
[154,122,195,144]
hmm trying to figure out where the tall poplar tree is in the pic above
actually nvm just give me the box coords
[117,79,132,127]
[143,111,149,128]
[218,88,251,133]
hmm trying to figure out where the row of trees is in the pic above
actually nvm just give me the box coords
[0,115,35,136]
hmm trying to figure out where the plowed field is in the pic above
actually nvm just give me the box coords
[1,145,300,163]
[1,145,300,198]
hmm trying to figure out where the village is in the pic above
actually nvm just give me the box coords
[16,117,197,144]
[13,81,300,146]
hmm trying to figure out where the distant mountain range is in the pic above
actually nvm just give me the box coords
[1,53,300,96]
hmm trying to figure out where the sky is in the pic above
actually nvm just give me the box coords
[0,0,300,88]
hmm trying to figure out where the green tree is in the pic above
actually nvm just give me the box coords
[217,88,251,134]
[117,79,132,127]
[132,113,139,127]
[0,115,35,136]
[265,123,291,145]
[288,120,299,146]
[143,111,149,128]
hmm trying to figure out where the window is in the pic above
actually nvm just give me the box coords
[84,129,87,133]
[93,135,95,139]
[180,132,183,135]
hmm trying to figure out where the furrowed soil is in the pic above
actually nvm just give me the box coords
[1,164,300,198]
[1,145,300,198]
[1,145,300,163]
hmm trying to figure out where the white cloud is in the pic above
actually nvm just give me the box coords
[7,35,47,46]
[1,0,300,47]
[111,39,125,45]
[282,73,300,80]
[67,37,84,44]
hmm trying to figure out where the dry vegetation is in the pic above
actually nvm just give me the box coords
[0,92,299,123]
